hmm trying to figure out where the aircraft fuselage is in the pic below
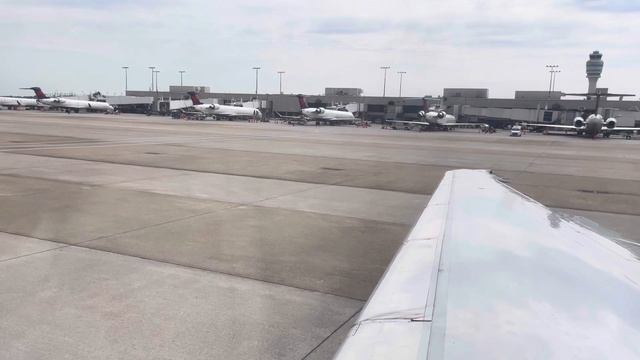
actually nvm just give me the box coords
[0,97,40,108]
[38,98,113,112]
[193,103,262,119]
[301,107,355,121]
[583,114,603,137]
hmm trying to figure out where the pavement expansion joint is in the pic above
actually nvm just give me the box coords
[0,227,367,302]
[301,309,361,359]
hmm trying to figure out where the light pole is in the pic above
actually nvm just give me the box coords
[551,70,561,92]
[153,70,160,93]
[148,66,155,91]
[546,64,559,96]
[179,70,186,86]
[153,70,160,112]
[397,71,406,97]
[380,66,390,97]
[122,66,129,95]
[252,67,261,95]
[277,71,285,94]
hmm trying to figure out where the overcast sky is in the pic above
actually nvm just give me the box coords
[1,0,639,98]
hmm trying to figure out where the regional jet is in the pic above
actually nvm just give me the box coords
[386,98,483,131]
[295,95,355,125]
[23,87,114,113]
[528,91,640,138]
[187,92,262,120]
[334,169,640,359]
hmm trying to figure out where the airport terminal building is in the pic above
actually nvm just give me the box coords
[123,86,640,127]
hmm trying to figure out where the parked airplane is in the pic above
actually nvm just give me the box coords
[295,94,355,125]
[386,98,483,131]
[0,96,41,109]
[187,92,262,120]
[335,169,640,359]
[528,91,640,138]
[23,87,113,113]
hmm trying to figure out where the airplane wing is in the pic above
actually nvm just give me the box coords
[314,117,351,122]
[440,122,486,127]
[527,123,578,130]
[334,169,640,359]
[275,112,303,120]
[604,127,640,133]
[180,111,204,116]
[386,120,431,126]
[563,92,635,98]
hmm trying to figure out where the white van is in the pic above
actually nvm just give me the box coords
[510,125,523,137]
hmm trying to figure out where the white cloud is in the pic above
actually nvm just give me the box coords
[1,0,639,97]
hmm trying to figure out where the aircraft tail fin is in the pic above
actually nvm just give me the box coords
[187,91,203,105]
[296,94,308,109]
[22,87,47,99]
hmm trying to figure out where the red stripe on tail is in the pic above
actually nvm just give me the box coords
[296,94,308,109]
[31,87,47,99]
[187,91,202,105]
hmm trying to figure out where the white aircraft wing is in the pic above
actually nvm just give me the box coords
[179,110,204,116]
[386,120,431,126]
[440,122,486,127]
[527,123,578,130]
[605,126,640,132]
[311,117,346,122]
[275,112,302,120]
[334,169,640,359]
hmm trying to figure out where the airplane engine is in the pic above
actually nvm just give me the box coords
[209,104,219,110]
[418,110,426,118]
[573,117,585,128]
[315,108,325,114]
[437,111,446,119]
[605,118,616,129]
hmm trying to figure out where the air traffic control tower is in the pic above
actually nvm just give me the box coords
[586,50,604,93]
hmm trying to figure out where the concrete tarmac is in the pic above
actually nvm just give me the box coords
[0,111,639,359]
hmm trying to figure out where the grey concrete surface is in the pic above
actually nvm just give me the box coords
[555,208,640,244]
[0,110,639,359]
[258,185,427,225]
[84,205,408,300]
[0,232,61,261]
[113,171,321,204]
[0,240,362,360]
[0,153,189,185]
[12,144,446,194]
[0,175,228,243]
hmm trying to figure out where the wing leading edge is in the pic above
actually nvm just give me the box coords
[334,169,640,360]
